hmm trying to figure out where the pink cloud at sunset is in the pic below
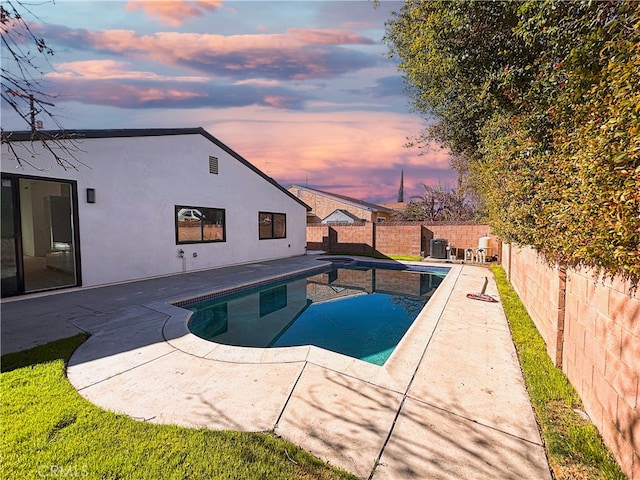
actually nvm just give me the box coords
[286,28,376,46]
[0,1,456,203]
[45,26,378,80]
[124,0,223,26]
[71,27,373,56]
[205,108,455,203]
[233,79,281,87]
[63,82,205,107]
[48,60,209,82]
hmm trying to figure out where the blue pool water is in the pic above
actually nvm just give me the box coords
[186,261,449,365]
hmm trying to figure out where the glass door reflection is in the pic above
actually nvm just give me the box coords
[19,178,77,292]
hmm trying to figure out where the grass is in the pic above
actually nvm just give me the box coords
[491,266,626,480]
[387,254,423,262]
[1,333,90,372]
[0,335,357,480]
[323,251,423,262]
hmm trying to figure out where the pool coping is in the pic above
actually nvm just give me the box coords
[61,255,552,479]
[151,257,461,394]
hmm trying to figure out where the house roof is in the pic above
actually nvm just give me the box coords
[4,128,311,211]
[322,209,364,224]
[380,202,406,211]
[287,184,394,214]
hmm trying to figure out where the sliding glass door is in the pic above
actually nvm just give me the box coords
[1,178,20,296]
[0,175,79,297]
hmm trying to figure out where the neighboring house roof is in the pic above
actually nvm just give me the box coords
[321,209,364,224]
[380,202,406,212]
[287,184,394,214]
[5,127,311,211]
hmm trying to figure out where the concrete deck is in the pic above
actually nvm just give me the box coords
[1,255,551,479]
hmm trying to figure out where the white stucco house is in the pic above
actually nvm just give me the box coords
[0,128,310,297]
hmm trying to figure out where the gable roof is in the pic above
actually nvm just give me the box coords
[380,202,406,211]
[4,128,311,211]
[287,184,394,214]
[322,209,364,224]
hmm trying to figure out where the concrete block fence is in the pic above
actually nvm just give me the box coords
[503,244,639,479]
[305,222,499,260]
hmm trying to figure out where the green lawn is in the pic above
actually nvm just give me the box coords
[0,334,357,480]
[492,266,626,480]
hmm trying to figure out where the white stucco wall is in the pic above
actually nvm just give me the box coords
[1,130,308,287]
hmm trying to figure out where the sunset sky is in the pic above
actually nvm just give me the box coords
[1,0,456,203]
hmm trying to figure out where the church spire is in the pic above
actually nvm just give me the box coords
[397,169,404,203]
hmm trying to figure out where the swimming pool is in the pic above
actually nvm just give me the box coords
[185,260,450,366]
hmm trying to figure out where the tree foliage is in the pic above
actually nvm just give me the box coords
[386,0,640,286]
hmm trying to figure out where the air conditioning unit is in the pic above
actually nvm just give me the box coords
[430,238,448,259]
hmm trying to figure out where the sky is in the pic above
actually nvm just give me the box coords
[1,0,456,204]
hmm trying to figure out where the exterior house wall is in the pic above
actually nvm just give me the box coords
[288,187,373,222]
[1,131,307,288]
[503,244,639,479]
[371,211,393,223]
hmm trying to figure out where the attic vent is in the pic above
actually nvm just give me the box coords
[209,156,219,174]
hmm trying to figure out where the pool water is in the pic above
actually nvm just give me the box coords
[187,262,449,365]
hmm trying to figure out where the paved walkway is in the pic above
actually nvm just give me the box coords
[1,255,551,479]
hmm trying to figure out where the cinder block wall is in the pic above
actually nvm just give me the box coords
[504,244,639,479]
[425,223,499,259]
[304,222,495,259]
[328,224,375,254]
[376,224,425,256]
[565,268,639,479]
[306,225,328,251]
[506,245,565,365]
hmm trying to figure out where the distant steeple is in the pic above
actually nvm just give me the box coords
[397,169,404,203]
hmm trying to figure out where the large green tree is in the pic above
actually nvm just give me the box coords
[386,0,640,285]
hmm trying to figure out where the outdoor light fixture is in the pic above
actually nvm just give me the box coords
[86,188,96,204]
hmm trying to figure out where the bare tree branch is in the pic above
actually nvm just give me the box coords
[1,0,86,170]
[396,184,479,222]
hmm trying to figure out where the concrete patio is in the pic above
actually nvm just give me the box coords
[1,255,551,479]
